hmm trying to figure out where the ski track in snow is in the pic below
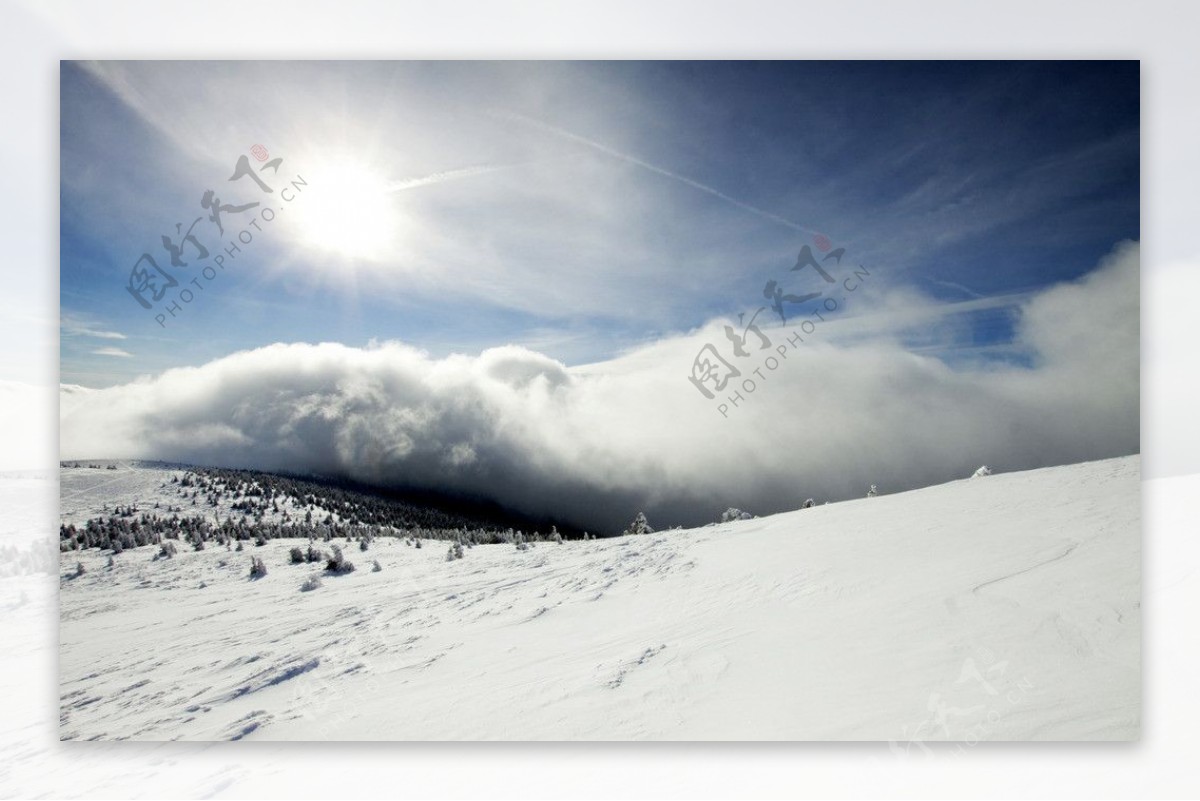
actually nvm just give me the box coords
[57,456,1140,741]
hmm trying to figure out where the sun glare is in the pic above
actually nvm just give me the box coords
[292,159,398,260]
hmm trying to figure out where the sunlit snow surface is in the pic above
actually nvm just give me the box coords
[57,456,1139,741]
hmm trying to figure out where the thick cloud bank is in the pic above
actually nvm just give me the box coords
[61,243,1139,532]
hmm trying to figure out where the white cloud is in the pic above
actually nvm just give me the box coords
[61,314,127,340]
[59,243,1139,532]
[90,347,132,358]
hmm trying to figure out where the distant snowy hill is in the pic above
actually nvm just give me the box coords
[58,455,1139,741]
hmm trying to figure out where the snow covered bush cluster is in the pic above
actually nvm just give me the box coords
[325,545,356,575]
[720,508,752,523]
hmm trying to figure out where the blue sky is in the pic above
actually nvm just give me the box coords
[60,60,1139,387]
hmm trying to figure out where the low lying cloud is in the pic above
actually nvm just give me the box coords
[60,243,1139,532]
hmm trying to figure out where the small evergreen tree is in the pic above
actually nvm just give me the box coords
[625,512,653,536]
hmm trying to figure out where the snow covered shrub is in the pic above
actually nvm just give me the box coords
[72,562,86,578]
[867,485,878,498]
[325,545,356,575]
[158,541,178,559]
[551,526,563,545]
[289,546,305,564]
[305,545,324,564]
[235,541,244,552]
[514,531,528,551]
[300,574,322,592]
[249,556,268,579]
[372,559,382,572]
[414,538,422,549]
[972,465,992,478]
[801,499,816,509]
[720,508,753,522]
[624,512,653,536]
[359,538,369,552]
[446,542,464,561]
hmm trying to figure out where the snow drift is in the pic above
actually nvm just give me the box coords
[58,455,1139,741]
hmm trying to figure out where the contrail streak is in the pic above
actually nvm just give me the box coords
[385,163,526,193]
[491,110,820,236]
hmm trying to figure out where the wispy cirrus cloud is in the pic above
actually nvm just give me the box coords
[61,314,126,340]
[90,347,132,358]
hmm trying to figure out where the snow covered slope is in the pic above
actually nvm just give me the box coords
[58,455,1140,741]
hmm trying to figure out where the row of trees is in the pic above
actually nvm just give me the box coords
[60,511,602,554]
[169,467,524,533]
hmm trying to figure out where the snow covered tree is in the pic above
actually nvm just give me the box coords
[249,556,268,579]
[625,512,653,536]
[325,545,355,575]
[972,465,992,478]
[867,485,878,498]
[801,499,816,509]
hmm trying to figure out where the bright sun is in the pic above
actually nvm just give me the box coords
[291,159,398,260]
